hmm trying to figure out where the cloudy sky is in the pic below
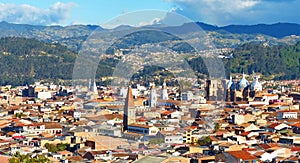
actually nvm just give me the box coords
[0,0,299,26]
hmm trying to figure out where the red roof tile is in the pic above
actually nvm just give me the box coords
[268,123,280,129]
[0,155,10,163]
[227,150,257,161]
[240,132,250,136]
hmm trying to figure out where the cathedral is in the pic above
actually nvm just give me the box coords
[206,73,263,102]
[226,73,262,102]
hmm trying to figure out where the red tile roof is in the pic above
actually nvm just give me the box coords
[161,111,172,115]
[42,122,62,129]
[291,147,300,152]
[292,123,300,128]
[0,155,10,163]
[258,143,278,150]
[137,117,147,122]
[227,150,257,161]
[128,123,151,129]
[240,132,250,136]
[268,123,280,129]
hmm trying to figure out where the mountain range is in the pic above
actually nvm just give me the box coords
[1,21,300,52]
[0,21,300,85]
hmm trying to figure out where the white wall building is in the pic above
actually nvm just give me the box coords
[277,111,298,119]
[37,91,52,100]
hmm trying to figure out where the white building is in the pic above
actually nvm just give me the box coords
[250,76,262,91]
[73,110,82,119]
[127,124,159,136]
[149,83,157,108]
[277,111,298,119]
[164,133,183,144]
[37,91,52,100]
[160,82,168,100]
[181,91,193,101]
[232,114,244,125]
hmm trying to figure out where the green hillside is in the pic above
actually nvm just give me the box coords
[0,37,115,86]
[0,36,300,86]
[222,42,300,79]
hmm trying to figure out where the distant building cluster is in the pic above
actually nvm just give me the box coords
[0,75,299,162]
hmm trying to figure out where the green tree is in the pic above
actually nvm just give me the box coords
[14,113,23,118]
[149,138,164,144]
[198,136,212,146]
[214,123,220,133]
[57,143,67,151]
[9,152,50,163]
[44,143,67,152]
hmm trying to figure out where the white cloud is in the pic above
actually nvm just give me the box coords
[138,17,162,26]
[167,0,300,25]
[101,10,168,29]
[0,2,76,25]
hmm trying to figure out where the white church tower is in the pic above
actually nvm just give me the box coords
[89,78,98,94]
[149,82,157,108]
[161,81,168,100]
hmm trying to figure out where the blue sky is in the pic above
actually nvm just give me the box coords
[0,0,300,26]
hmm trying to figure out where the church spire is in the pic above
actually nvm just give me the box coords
[125,86,135,108]
[92,80,97,94]
[123,86,136,131]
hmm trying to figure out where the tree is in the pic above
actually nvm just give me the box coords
[214,123,220,133]
[149,138,164,144]
[14,113,23,118]
[44,143,67,152]
[198,136,212,146]
[57,143,67,151]
[9,152,50,163]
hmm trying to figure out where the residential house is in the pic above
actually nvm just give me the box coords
[266,123,290,133]
[93,124,122,137]
[57,150,73,158]
[23,122,62,135]
[83,151,113,161]
[127,124,159,136]
[279,136,300,145]
[277,110,298,119]
[225,150,258,163]
[244,123,260,132]
[155,130,183,144]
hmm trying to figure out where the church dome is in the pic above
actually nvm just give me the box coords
[251,76,262,91]
[238,73,249,90]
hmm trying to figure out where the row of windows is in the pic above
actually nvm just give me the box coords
[128,128,148,134]
[282,115,297,118]
[165,138,182,142]
[98,129,114,134]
